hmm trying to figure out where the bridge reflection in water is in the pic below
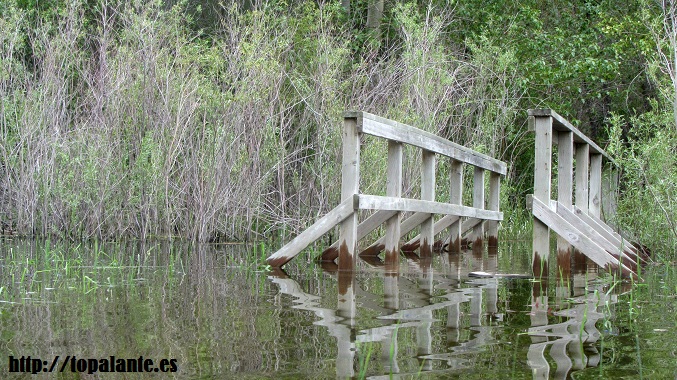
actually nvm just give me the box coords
[268,243,624,379]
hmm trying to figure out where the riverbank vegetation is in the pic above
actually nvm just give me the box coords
[0,0,674,258]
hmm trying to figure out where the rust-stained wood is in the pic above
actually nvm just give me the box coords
[555,201,637,272]
[357,195,502,220]
[420,149,435,258]
[470,166,485,244]
[384,140,403,268]
[361,212,431,256]
[530,197,636,279]
[269,111,509,269]
[436,218,482,250]
[266,196,357,268]
[557,131,574,260]
[346,111,507,175]
[318,209,396,262]
[486,172,500,244]
[448,159,463,253]
[338,116,361,271]
[401,214,461,251]
[532,115,553,274]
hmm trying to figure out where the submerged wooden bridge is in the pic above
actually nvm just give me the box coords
[266,111,506,272]
[266,110,648,278]
[528,109,647,279]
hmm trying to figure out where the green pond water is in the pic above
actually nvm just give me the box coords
[0,239,675,379]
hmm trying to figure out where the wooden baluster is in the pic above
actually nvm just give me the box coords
[471,167,485,256]
[557,131,574,277]
[532,115,553,279]
[420,150,436,258]
[487,172,501,247]
[448,159,464,253]
[384,141,403,272]
[589,154,602,219]
[338,116,360,272]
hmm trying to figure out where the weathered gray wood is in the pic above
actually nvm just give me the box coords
[572,206,646,264]
[319,209,397,261]
[470,167,485,243]
[438,218,489,245]
[486,172,501,243]
[267,196,357,267]
[555,201,637,274]
[362,212,432,256]
[345,111,507,175]
[528,109,612,162]
[602,167,619,224]
[575,143,590,213]
[402,214,461,250]
[385,141,403,267]
[357,195,503,220]
[532,115,553,274]
[558,131,574,207]
[420,150,436,257]
[338,116,360,271]
[461,217,484,233]
[589,154,602,219]
[530,197,636,279]
[273,111,511,268]
[557,131,574,260]
[448,159,464,253]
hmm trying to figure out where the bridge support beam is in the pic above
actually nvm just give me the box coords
[384,141,403,272]
[448,160,464,254]
[487,172,500,247]
[532,114,553,279]
[338,116,360,272]
[557,131,574,277]
[420,150,436,258]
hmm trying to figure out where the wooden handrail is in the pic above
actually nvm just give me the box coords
[528,109,613,163]
[528,108,642,279]
[346,111,507,175]
[268,111,507,270]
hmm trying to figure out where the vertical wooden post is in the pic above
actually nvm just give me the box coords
[589,153,602,219]
[573,143,590,270]
[575,144,589,213]
[420,150,435,258]
[602,165,619,224]
[487,172,501,247]
[448,159,464,253]
[471,167,485,250]
[532,115,553,279]
[557,131,574,277]
[384,140,403,271]
[338,116,360,272]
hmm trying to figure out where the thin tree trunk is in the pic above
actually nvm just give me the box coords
[366,0,384,39]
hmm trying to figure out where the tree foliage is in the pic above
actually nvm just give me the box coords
[0,0,675,255]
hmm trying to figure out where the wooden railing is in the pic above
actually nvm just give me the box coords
[527,109,646,279]
[267,111,507,270]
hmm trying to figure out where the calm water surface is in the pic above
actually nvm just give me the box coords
[0,239,675,379]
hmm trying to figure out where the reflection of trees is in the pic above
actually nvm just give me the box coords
[1,241,338,377]
[1,240,631,378]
